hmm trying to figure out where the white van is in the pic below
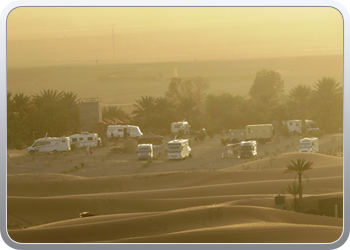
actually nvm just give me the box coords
[69,132,101,148]
[107,125,143,139]
[229,129,246,143]
[245,124,274,145]
[27,137,70,154]
[285,120,319,134]
[171,121,190,135]
[299,137,319,153]
[239,140,257,159]
[167,139,192,160]
[137,144,153,160]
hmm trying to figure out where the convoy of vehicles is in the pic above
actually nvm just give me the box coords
[229,124,274,144]
[299,137,319,153]
[137,144,154,160]
[27,137,71,154]
[107,125,143,139]
[167,139,192,160]
[69,132,101,148]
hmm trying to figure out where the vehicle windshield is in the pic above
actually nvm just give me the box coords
[300,143,311,148]
[167,143,182,152]
[139,148,151,152]
[308,123,317,128]
[241,145,253,152]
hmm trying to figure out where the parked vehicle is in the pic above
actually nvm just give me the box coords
[137,144,153,160]
[107,125,143,139]
[27,137,70,154]
[69,132,101,148]
[171,121,190,135]
[167,139,192,160]
[299,137,319,153]
[284,119,319,134]
[245,124,274,144]
[229,129,246,143]
[240,140,257,159]
[229,124,274,145]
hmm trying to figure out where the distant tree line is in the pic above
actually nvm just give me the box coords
[131,71,343,136]
[7,70,343,149]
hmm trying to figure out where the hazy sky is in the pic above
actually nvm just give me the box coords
[7,7,343,65]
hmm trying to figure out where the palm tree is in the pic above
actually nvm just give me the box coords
[283,158,313,201]
[132,96,156,118]
[132,96,156,129]
[60,91,80,134]
[288,84,312,134]
[312,77,343,133]
[12,93,33,120]
[284,181,299,210]
[31,89,79,136]
[102,106,130,120]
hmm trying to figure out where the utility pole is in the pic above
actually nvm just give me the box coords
[112,26,115,60]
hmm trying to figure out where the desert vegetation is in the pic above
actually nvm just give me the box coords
[7,67,343,149]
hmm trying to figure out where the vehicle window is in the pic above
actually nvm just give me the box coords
[62,139,66,143]
[72,138,77,142]
[88,137,93,141]
[38,141,49,146]
[79,138,83,140]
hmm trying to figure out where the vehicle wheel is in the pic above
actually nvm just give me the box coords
[29,150,34,155]
[53,150,58,154]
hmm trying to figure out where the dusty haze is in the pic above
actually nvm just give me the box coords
[6,7,344,244]
[7,7,343,66]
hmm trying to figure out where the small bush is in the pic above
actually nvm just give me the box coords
[142,158,153,168]
[220,138,228,146]
[196,132,206,141]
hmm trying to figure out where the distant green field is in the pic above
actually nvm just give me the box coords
[7,55,343,113]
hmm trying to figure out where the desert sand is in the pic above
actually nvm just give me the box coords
[6,134,343,243]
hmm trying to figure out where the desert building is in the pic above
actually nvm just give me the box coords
[79,100,102,133]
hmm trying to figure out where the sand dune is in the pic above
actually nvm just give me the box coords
[7,148,343,243]
[9,205,342,243]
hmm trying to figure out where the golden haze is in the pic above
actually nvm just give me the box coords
[7,7,343,65]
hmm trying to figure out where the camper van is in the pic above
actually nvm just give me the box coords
[229,129,246,143]
[299,137,319,153]
[69,132,101,148]
[137,144,153,160]
[228,124,274,144]
[245,124,274,144]
[167,139,192,160]
[285,120,319,134]
[240,140,258,159]
[171,121,190,135]
[107,125,143,139]
[27,137,70,154]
